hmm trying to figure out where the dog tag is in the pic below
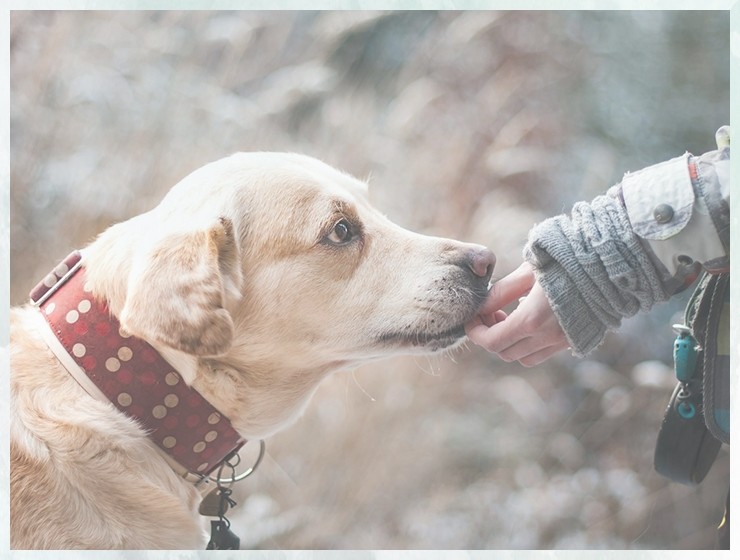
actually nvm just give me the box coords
[199,488,230,517]
[206,519,241,550]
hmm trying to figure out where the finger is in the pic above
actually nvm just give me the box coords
[495,314,567,359]
[517,342,570,367]
[496,336,545,362]
[498,335,569,362]
[465,308,508,332]
[478,309,508,328]
[465,320,493,345]
[477,262,535,316]
[465,309,530,353]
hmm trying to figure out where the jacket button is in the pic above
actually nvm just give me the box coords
[653,204,674,224]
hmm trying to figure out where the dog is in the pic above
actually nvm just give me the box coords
[10,152,495,549]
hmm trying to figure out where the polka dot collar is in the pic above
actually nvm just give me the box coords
[31,251,247,478]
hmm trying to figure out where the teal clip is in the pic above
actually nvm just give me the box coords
[672,324,698,383]
[677,400,696,419]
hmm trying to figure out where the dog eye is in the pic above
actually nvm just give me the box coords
[326,219,354,245]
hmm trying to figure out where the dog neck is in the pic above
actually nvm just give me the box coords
[79,226,343,442]
[30,251,247,479]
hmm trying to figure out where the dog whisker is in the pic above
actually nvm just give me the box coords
[351,369,376,402]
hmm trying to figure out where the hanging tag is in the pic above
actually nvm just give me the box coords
[206,519,241,550]
[672,325,698,383]
[198,487,234,517]
[201,481,240,549]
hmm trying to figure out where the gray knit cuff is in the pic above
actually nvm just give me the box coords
[525,255,610,357]
[524,187,671,357]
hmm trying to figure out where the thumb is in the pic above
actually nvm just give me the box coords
[477,261,536,316]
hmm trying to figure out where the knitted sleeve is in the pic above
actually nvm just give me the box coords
[523,185,671,356]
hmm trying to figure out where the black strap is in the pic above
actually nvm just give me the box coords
[690,272,730,444]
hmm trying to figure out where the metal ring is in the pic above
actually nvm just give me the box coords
[209,440,265,484]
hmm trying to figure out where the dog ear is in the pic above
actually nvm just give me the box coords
[119,217,242,356]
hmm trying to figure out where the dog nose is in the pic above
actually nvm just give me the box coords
[467,247,496,281]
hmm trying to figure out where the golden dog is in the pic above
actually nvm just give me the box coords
[10,153,494,549]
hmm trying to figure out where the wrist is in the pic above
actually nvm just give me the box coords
[529,260,611,357]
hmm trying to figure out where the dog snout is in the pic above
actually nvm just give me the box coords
[465,246,496,282]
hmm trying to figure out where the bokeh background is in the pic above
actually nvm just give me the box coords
[10,10,730,549]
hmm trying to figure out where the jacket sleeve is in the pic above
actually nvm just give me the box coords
[524,127,730,357]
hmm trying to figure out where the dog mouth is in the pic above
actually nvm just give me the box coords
[377,324,467,352]
[375,281,490,353]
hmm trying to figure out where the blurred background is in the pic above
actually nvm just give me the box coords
[10,10,730,550]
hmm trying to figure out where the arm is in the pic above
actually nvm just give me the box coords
[467,126,730,364]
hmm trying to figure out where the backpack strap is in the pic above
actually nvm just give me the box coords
[653,270,728,485]
[690,272,730,444]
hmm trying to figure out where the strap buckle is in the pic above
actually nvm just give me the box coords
[29,251,84,307]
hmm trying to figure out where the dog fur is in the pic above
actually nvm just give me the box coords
[10,153,494,549]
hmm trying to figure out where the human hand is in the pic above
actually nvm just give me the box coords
[465,262,570,366]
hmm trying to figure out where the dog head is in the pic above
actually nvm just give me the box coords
[84,153,494,434]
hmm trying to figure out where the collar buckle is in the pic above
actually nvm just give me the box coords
[29,251,84,307]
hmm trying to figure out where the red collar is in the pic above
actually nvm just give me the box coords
[30,251,246,478]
